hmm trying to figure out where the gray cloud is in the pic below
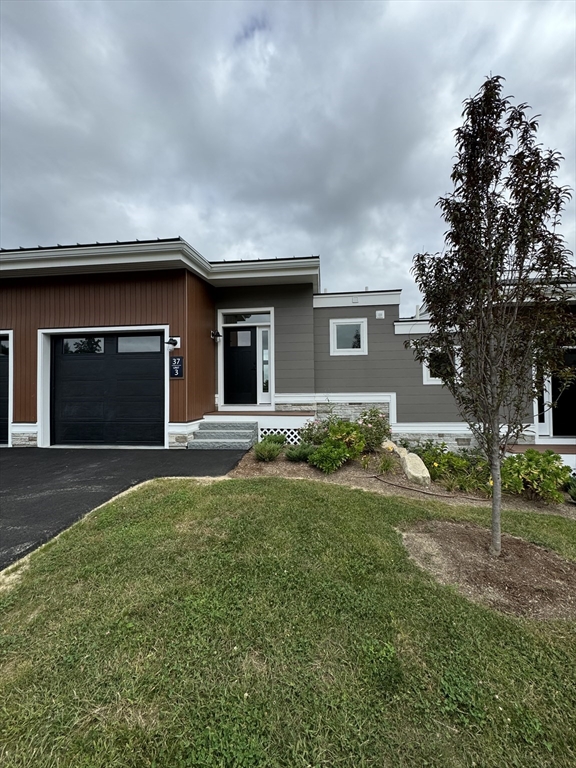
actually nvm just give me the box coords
[1,0,574,313]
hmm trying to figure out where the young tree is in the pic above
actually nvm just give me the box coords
[409,76,576,555]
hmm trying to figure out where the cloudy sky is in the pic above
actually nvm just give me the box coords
[1,0,574,313]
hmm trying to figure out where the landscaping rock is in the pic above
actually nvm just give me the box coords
[402,452,431,487]
[382,440,430,486]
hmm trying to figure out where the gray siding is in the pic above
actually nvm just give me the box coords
[314,304,462,423]
[214,284,314,394]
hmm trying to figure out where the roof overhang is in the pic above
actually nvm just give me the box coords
[0,238,321,291]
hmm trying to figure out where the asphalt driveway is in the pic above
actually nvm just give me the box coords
[0,447,246,571]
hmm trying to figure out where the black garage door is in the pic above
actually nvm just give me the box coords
[0,336,8,444]
[52,333,165,446]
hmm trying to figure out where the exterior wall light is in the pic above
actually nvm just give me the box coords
[211,331,222,341]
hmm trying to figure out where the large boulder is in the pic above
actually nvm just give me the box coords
[382,439,431,487]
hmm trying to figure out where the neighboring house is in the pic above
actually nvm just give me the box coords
[0,237,574,465]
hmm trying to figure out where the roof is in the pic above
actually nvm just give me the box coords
[0,237,321,291]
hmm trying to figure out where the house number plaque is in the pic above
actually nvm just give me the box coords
[170,356,184,378]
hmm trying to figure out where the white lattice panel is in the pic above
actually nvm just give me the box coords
[259,428,301,445]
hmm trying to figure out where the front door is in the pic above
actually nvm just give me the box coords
[551,349,576,437]
[223,327,257,405]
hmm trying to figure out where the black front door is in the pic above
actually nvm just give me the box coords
[223,327,257,405]
[552,349,576,437]
[51,333,165,446]
[0,336,8,444]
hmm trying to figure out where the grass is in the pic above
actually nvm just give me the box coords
[1,477,575,767]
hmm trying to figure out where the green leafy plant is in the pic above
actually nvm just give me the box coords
[308,440,350,474]
[299,416,336,445]
[254,440,283,462]
[410,440,491,494]
[327,421,365,459]
[261,433,287,445]
[356,408,392,451]
[566,473,576,503]
[285,443,315,462]
[501,450,572,504]
[378,451,395,474]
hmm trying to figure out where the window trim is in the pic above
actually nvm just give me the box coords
[329,318,368,356]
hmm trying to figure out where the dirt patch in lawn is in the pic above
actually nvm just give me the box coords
[230,450,576,619]
[401,520,576,620]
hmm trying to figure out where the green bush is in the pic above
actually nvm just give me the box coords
[308,441,350,474]
[327,421,365,459]
[254,440,283,462]
[299,417,335,446]
[261,433,287,445]
[285,443,315,462]
[356,408,392,451]
[566,473,576,502]
[378,451,395,474]
[501,450,572,504]
[410,440,491,494]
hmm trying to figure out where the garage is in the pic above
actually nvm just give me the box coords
[0,336,8,444]
[51,333,165,446]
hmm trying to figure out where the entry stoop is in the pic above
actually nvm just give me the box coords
[188,421,258,450]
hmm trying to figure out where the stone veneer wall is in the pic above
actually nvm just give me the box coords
[317,401,391,421]
[11,431,38,447]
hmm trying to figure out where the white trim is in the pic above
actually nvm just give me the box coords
[36,324,171,448]
[392,422,472,434]
[422,361,442,386]
[329,318,368,356]
[314,291,401,308]
[394,320,431,335]
[217,307,275,409]
[0,330,14,446]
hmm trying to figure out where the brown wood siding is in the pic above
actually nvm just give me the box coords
[185,272,216,421]
[0,270,215,425]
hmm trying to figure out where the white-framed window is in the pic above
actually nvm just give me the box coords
[329,318,368,356]
[422,349,455,385]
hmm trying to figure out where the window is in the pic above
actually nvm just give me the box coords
[63,337,104,354]
[117,335,161,353]
[223,313,271,325]
[423,350,455,385]
[329,318,368,356]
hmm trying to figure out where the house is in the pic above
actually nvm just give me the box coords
[0,237,574,465]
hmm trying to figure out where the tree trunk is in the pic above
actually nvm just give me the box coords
[489,439,502,556]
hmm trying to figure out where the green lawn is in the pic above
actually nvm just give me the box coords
[1,478,575,767]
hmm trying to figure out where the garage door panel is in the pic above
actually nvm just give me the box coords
[57,422,107,444]
[113,379,165,398]
[59,401,106,420]
[108,399,164,421]
[0,337,8,444]
[113,423,164,445]
[52,334,165,446]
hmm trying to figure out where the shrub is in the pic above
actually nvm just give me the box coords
[299,417,335,446]
[327,421,365,459]
[254,440,283,462]
[566,473,576,502]
[285,443,315,462]
[261,433,287,445]
[378,452,395,474]
[410,440,491,494]
[308,441,350,474]
[356,408,392,451]
[501,450,572,504]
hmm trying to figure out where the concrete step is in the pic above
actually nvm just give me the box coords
[197,421,258,432]
[188,421,258,450]
[193,429,257,441]
[188,438,255,450]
